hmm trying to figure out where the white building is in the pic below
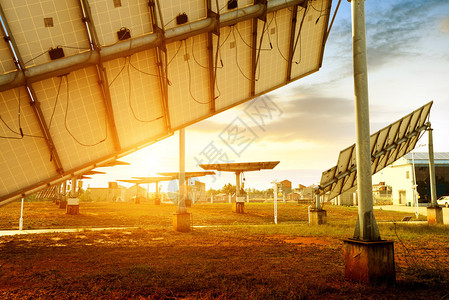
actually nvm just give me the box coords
[373,152,449,205]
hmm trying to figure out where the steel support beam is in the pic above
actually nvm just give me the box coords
[178,128,186,214]
[0,0,306,92]
[79,0,121,151]
[350,0,380,241]
[206,0,219,113]
[286,5,299,82]
[250,18,258,97]
[150,0,172,132]
[0,4,64,175]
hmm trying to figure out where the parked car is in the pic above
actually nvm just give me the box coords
[437,196,449,208]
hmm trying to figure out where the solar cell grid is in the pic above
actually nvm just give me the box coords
[0,0,331,206]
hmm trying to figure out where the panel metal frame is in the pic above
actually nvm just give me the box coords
[319,101,433,198]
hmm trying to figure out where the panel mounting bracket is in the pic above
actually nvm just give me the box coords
[256,0,267,22]
[207,9,220,36]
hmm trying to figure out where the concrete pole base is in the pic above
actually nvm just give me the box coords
[427,207,444,224]
[173,213,191,232]
[66,205,79,215]
[66,198,79,215]
[343,239,395,285]
[309,209,327,225]
[154,197,161,205]
[232,202,244,214]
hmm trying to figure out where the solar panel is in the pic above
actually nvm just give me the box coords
[319,101,433,199]
[199,161,280,172]
[0,0,332,206]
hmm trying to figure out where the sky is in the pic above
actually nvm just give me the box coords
[87,0,449,193]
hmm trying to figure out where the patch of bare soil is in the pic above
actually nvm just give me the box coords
[0,228,448,299]
[0,202,447,299]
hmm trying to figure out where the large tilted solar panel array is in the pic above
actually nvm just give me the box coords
[319,101,433,200]
[0,0,331,205]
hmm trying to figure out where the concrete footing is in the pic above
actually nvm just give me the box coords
[66,198,79,215]
[343,239,395,285]
[232,202,244,213]
[59,201,67,209]
[309,209,326,225]
[66,205,79,215]
[173,213,191,232]
[427,207,444,224]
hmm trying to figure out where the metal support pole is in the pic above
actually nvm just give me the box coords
[156,182,159,198]
[178,129,186,213]
[411,151,419,219]
[71,176,77,198]
[235,171,241,197]
[427,123,438,207]
[273,182,278,224]
[315,192,321,210]
[351,0,380,241]
[19,197,24,230]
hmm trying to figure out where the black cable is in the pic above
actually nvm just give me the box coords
[23,50,50,66]
[164,16,177,28]
[291,6,308,65]
[235,25,272,51]
[273,11,291,63]
[17,84,22,136]
[108,57,128,87]
[308,0,327,13]
[48,76,63,130]
[213,28,222,100]
[184,40,210,105]
[254,21,268,81]
[127,56,165,122]
[231,26,257,82]
[217,27,233,67]
[0,88,45,140]
[191,36,209,69]
[0,114,22,139]
[129,59,172,85]
[167,41,183,66]
[58,44,91,50]
[63,75,107,146]
[219,26,233,48]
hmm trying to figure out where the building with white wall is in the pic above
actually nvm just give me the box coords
[373,152,449,205]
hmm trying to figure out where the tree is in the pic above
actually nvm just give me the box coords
[221,183,236,195]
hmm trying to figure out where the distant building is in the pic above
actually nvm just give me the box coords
[279,180,292,194]
[373,152,449,205]
[89,182,126,202]
[188,180,206,202]
[298,184,306,190]
[213,193,229,202]
[333,188,357,206]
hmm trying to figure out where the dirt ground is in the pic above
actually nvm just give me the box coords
[0,201,448,299]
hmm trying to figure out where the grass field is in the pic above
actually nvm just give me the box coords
[1,201,448,299]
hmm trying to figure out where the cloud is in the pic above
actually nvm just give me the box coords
[325,0,449,73]
[440,17,449,34]
[257,95,356,144]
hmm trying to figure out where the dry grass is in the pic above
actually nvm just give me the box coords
[0,201,448,299]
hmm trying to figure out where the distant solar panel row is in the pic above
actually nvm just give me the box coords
[319,101,433,200]
[0,0,331,206]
